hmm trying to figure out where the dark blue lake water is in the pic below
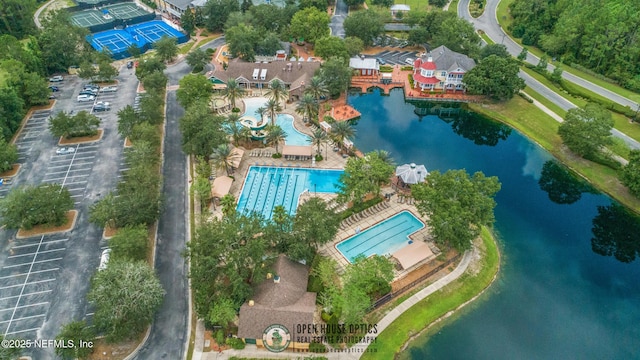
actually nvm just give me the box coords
[348,89,640,359]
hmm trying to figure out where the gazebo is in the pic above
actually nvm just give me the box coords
[395,163,428,188]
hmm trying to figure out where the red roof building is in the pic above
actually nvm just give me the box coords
[411,45,476,92]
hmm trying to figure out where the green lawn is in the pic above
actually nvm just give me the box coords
[495,0,640,104]
[520,67,640,143]
[478,30,494,45]
[468,97,640,213]
[447,0,460,12]
[361,227,500,360]
[522,88,567,118]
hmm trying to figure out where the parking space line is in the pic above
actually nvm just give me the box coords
[5,327,43,336]
[3,234,45,336]
[70,194,83,198]
[11,239,67,249]
[3,258,62,269]
[8,248,65,259]
[0,314,46,324]
[0,290,53,302]
[0,268,59,280]
[0,279,56,291]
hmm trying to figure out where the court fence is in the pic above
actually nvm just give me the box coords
[70,1,156,33]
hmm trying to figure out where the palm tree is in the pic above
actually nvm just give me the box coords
[305,76,329,101]
[265,98,282,126]
[308,129,328,157]
[225,120,244,146]
[296,94,319,123]
[266,79,289,109]
[211,143,236,175]
[265,125,287,154]
[255,106,266,126]
[331,121,356,152]
[371,149,395,167]
[223,79,245,109]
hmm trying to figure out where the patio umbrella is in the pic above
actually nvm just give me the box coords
[395,163,428,185]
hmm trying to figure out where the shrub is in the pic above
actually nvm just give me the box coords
[379,65,393,73]
[517,92,534,103]
[315,154,323,161]
[408,74,414,88]
[206,48,216,55]
[321,311,331,322]
[192,64,204,73]
[401,65,413,71]
[232,107,240,113]
[272,153,282,159]
[214,330,225,345]
[226,337,245,349]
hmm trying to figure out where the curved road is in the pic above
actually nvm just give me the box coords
[458,0,640,150]
[458,0,639,111]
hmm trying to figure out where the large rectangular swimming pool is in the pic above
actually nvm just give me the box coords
[237,166,343,219]
[336,211,425,263]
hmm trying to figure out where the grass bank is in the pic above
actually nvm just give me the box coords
[520,67,640,143]
[361,227,500,359]
[496,0,640,103]
[469,97,640,213]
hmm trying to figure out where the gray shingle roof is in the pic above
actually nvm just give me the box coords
[429,45,476,72]
[216,60,320,87]
[164,0,193,10]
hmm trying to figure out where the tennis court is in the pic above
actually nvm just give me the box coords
[71,9,114,28]
[127,21,188,45]
[104,2,153,21]
[88,20,189,59]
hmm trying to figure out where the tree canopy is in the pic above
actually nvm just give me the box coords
[177,74,213,109]
[49,110,101,139]
[88,261,164,342]
[318,57,352,98]
[343,10,385,47]
[314,36,350,63]
[412,169,501,252]
[0,184,74,230]
[153,36,178,63]
[463,55,525,100]
[290,7,331,44]
[179,101,227,157]
[621,150,640,198]
[558,103,613,158]
[337,150,395,205]
[509,0,640,91]
[0,136,18,173]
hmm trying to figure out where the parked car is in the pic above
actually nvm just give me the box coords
[79,90,97,96]
[48,86,60,92]
[56,147,75,155]
[126,61,134,69]
[405,58,415,65]
[376,57,386,65]
[98,249,111,271]
[84,84,99,91]
[77,94,95,102]
[99,86,118,93]
[49,95,56,100]
[49,75,63,82]
[93,101,111,111]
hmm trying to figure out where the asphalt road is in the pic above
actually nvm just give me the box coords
[132,73,190,358]
[457,0,640,150]
[458,0,640,111]
[330,0,348,38]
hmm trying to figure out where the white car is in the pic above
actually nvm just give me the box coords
[98,249,111,271]
[49,75,63,82]
[99,86,118,93]
[56,147,75,155]
[77,94,95,102]
[405,58,415,66]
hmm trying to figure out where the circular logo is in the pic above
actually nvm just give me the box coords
[262,324,291,353]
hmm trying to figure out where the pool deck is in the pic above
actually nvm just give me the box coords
[317,191,439,278]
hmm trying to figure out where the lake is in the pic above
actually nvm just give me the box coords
[348,89,640,359]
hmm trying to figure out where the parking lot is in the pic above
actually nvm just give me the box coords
[368,49,420,66]
[0,234,68,336]
[0,65,139,353]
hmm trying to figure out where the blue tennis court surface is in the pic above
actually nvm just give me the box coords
[336,211,425,263]
[87,20,189,59]
[237,166,343,219]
